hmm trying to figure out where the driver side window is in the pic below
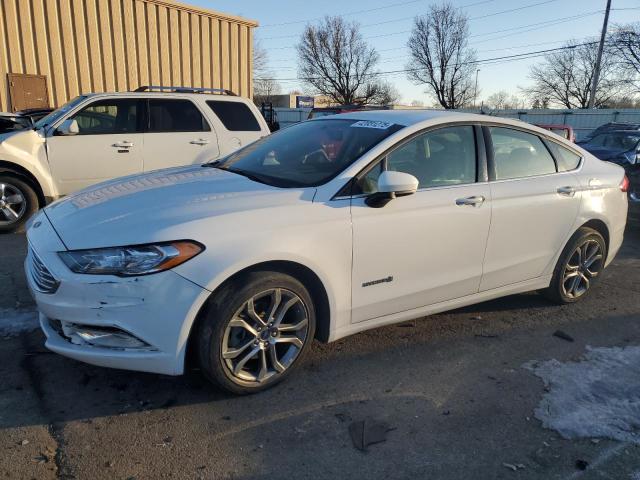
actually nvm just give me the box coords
[355,125,477,194]
[69,99,142,135]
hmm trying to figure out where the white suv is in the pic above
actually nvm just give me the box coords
[0,86,270,232]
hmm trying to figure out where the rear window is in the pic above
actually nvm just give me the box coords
[148,99,210,133]
[206,101,261,132]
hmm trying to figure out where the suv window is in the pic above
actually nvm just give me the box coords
[71,99,141,135]
[148,99,210,133]
[490,127,556,180]
[546,141,582,172]
[206,100,261,131]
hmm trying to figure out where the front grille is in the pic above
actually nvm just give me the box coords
[28,245,60,294]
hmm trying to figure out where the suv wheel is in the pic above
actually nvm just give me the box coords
[0,175,38,233]
[543,227,607,304]
[197,271,316,394]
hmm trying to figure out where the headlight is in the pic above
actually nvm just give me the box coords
[58,241,204,276]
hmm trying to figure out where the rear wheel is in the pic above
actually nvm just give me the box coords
[543,227,607,304]
[197,271,315,394]
[0,175,38,233]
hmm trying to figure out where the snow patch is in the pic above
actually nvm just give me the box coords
[0,308,39,336]
[524,346,640,444]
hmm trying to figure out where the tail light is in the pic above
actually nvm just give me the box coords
[620,175,630,192]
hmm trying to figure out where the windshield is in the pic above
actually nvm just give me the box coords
[588,132,640,151]
[33,95,87,129]
[216,119,403,187]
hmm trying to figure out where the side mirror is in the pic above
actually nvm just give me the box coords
[57,119,79,136]
[366,171,419,208]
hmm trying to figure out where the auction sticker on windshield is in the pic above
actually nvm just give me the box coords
[350,120,394,129]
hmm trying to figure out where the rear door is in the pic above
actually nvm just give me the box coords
[142,98,219,172]
[480,126,581,291]
[47,98,144,195]
[205,100,266,155]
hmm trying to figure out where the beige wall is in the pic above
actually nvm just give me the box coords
[0,0,256,111]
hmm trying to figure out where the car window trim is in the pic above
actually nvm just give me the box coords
[145,98,212,133]
[58,98,145,136]
[540,137,584,173]
[333,121,486,200]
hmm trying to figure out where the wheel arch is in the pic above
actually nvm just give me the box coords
[184,260,332,370]
[580,218,610,252]
[0,160,46,207]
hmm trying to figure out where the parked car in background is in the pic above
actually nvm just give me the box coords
[0,86,270,232]
[577,122,640,145]
[0,108,53,134]
[26,110,628,394]
[535,124,575,142]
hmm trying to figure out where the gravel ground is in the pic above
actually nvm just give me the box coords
[1,204,639,479]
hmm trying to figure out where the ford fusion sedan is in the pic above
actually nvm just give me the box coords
[25,111,628,394]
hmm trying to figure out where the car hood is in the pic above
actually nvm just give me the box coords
[581,144,627,161]
[44,165,313,250]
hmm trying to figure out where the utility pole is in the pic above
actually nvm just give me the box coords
[473,69,480,109]
[588,0,612,108]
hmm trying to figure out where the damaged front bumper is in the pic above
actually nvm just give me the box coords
[25,212,210,376]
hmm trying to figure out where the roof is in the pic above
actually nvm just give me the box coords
[142,0,258,27]
[319,109,521,127]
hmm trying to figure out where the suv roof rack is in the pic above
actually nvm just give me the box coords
[134,85,236,96]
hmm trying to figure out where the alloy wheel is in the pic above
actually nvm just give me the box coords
[221,288,309,384]
[0,182,27,226]
[561,239,604,299]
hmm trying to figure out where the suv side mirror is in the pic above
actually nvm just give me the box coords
[366,170,419,208]
[57,119,79,136]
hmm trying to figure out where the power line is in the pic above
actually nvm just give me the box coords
[262,41,600,82]
[260,0,555,41]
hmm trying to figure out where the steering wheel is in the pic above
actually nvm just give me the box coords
[303,148,330,165]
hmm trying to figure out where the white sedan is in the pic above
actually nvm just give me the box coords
[25,111,629,394]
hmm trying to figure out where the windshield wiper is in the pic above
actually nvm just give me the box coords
[201,159,223,168]
[223,167,271,185]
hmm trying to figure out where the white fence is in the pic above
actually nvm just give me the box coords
[273,107,640,139]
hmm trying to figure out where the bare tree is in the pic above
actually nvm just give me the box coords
[485,90,523,110]
[523,41,628,108]
[253,39,282,105]
[371,81,400,105]
[610,23,640,90]
[297,16,384,105]
[406,2,477,109]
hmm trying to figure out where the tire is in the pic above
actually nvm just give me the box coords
[0,175,39,233]
[197,271,316,395]
[543,227,607,304]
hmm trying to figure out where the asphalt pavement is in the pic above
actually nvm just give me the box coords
[1,205,639,480]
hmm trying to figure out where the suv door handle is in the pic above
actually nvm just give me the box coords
[456,195,485,206]
[112,141,134,148]
[190,139,210,146]
[557,186,576,197]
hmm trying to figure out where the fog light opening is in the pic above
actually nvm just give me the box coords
[58,321,154,351]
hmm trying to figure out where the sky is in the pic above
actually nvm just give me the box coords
[188,0,640,106]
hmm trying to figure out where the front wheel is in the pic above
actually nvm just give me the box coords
[197,271,316,394]
[0,175,39,233]
[543,227,607,304]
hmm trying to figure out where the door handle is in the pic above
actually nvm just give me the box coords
[557,186,576,197]
[190,139,210,146]
[112,141,134,148]
[455,195,485,206]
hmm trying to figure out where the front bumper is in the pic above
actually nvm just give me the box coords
[25,213,210,376]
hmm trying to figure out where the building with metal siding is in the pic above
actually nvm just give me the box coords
[0,0,257,112]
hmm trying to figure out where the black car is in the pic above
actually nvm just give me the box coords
[581,130,640,202]
[0,108,53,134]
[577,122,640,145]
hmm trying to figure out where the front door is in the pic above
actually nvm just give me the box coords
[143,99,220,172]
[479,126,581,291]
[350,125,491,323]
[47,98,144,195]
